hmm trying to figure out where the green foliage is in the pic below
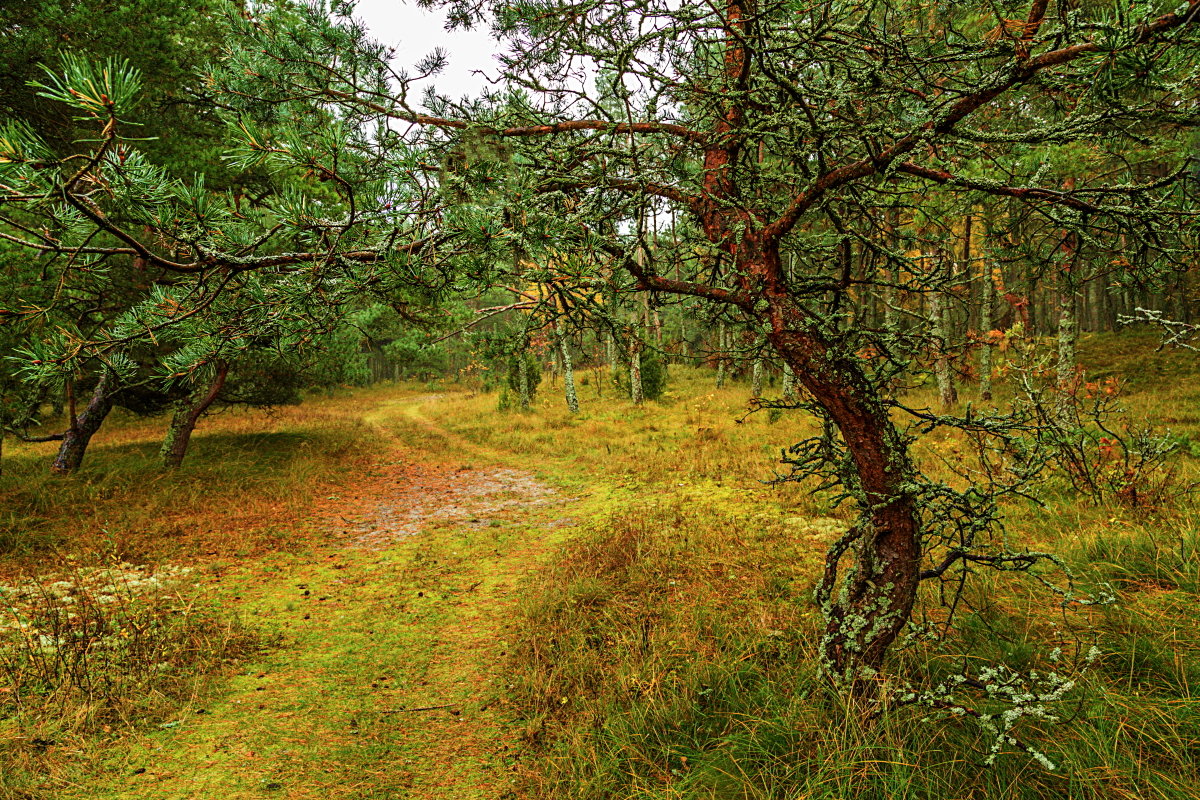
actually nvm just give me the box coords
[639,348,668,402]
[506,351,543,398]
[28,54,143,119]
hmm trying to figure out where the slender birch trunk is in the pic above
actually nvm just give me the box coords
[556,319,579,414]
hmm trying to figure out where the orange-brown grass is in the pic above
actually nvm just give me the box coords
[0,386,418,571]
[1,334,1197,799]
[0,383,434,799]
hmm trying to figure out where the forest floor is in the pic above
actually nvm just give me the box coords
[3,334,1200,800]
[100,394,586,800]
[1,390,599,800]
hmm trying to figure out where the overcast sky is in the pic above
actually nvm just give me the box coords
[352,1,500,103]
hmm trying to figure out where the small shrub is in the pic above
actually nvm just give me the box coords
[640,349,668,401]
[1018,373,1190,508]
[506,352,543,399]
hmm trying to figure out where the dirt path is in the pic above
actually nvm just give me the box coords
[78,394,573,800]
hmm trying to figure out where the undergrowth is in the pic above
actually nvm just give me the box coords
[0,562,270,799]
[504,501,1200,799]
[0,387,395,798]
[0,336,1196,798]
[423,342,1200,799]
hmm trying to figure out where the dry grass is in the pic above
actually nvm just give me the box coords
[1,334,1197,799]
[0,386,415,799]
[413,343,1200,799]
[0,388,405,569]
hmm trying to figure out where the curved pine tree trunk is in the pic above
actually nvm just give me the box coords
[51,370,117,475]
[161,362,228,469]
[768,319,921,694]
[756,238,922,695]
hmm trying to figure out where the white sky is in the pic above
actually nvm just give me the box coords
[352,1,501,104]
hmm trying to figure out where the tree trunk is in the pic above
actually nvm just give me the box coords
[751,355,764,397]
[715,323,727,388]
[556,319,580,414]
[606,330,620,385]
[931,288,958,410]
[517,350,532,412]
[50,370,117,475]
[550,340,562,385]
[629,334,644,405]
[781,363,797,402]
[161,362,229,469]
[883,208,901,334]
[767,304,921,695]
[979,261,994,402]
[1056,277,1078,416]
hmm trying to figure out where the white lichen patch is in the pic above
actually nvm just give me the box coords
[782,516,847,542]
[0,562,196,641]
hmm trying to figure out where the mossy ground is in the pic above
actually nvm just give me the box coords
[1,389,588,799]
[1,332,1198,799]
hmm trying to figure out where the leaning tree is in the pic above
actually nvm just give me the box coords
[223,0,1200,695]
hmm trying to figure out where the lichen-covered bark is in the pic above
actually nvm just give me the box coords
[629,334,644,405]
[1056,278,1078,417]
[51,369,116,475]
[751,355,764,397]
[746,237,922,694]
[606,330,619,385]
[781,363,797,402]
[517,350,532,412]
[979,260,994,402]
[768,315,921,692]
[931,289,958,410]
[161,362,228,469]
[715,323,728,388]
[556,319,580,415]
